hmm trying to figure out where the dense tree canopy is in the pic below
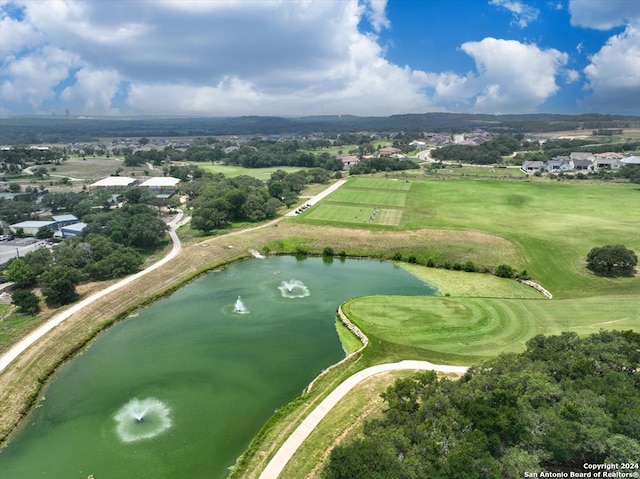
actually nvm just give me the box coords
[586,245,637,277]
[323,331,640,479]
[83,204,168,248]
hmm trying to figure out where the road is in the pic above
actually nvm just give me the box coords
[258,360,469,479]
[285,179,347,216]
[0,210,185,373]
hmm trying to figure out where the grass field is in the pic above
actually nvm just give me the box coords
[195,164,304,180]
[301,177,410,226]
[299,176,640,299]
[343,294,640,365]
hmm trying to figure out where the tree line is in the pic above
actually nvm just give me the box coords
[323,330,640,479]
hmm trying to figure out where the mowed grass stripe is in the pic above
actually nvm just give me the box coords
[347,177,412,190]
[327,188,407,207]
[303,205,402,226]
[344,294,640,362]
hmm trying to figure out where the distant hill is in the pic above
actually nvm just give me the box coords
[1,113,639,144]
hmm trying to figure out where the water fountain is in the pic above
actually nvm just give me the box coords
[114,398,172,443]
[278,279,310,298]
[234,296,249,314]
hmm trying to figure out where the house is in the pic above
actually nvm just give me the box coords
[595,152,624,160]
[621,155,640,165]
[545,158,571,172]
[340,156,359,170]
[522,160,544,174]
[88,176,138,193]
[593,158,621,170]
[9,220,58,236]
[378,146,403,157]
[570,152,595,161]
[571,159,593,171]
[409,140,427,150]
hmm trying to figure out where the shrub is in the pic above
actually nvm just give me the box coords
[463,260,476,272]
[407,255,418,264]
[495,264,515,278]
[322,246,335,257]
[392,252,403,261]
[11,289,41,315]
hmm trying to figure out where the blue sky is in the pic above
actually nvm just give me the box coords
[1,0,639,117]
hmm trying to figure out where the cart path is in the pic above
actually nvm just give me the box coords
[258,360,469,479]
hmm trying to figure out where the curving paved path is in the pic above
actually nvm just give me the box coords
[0,211,185,373]
[258,360,469,479]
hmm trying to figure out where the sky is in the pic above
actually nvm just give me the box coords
[1,0,639,117]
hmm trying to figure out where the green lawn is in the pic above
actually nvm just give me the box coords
[320,188,406,207]
[298,177,640,299]
[344,293,640,365]
[403,179,640,298]
[346,177,413,190]
[195,164,305,180]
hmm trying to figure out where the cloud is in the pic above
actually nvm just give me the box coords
[569,0,640,30]
[61,67,122,114]
[1,46,80,109]
[422,38,568,113]
[489,0,540,28]
[364,0,391,32]
[581,22,640,112]
[1,0,438,116]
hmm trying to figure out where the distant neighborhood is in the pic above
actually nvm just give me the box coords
[522,152,640,175]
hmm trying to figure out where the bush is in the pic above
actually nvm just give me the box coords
[495,264,515,278]
[463,260,476,272]
[407,255,418,264]
[322,246,335,257]
[11,289,40,315]
[392,252,402,261]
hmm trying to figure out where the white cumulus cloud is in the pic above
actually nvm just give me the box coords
[569,0,639,30]
[582,22,640,113]
[422,38,569,113]
[489,0,540,28]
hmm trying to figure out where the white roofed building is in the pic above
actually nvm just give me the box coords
[139,177,181,191]
[88,176,138,192]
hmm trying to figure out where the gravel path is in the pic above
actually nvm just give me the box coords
[258,360,468,479]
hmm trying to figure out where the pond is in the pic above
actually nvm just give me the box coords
[0,256,434,479]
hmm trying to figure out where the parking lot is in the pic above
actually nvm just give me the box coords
[0,237,40,265]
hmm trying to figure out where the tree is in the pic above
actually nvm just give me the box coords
[5,258,36,285]
[586,245,637,277]
[39,265,81,305]
[11,289,40,315]
[36,226,54,239]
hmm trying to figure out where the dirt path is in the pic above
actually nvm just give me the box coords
[258,360,469,479]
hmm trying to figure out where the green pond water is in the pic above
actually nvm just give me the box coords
[0,256,434,479]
